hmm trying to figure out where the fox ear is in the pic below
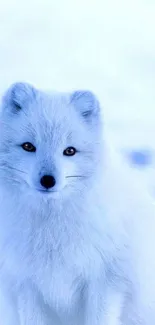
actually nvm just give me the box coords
[70,90,100,121]
[1,82,36,114]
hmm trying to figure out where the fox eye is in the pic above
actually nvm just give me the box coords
[63,147,77,156]
[21,142,36,152]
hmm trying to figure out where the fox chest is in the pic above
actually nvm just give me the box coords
[33,244,103,314]
[34,261,86,324]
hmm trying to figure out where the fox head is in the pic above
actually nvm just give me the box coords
[0,82,103,201]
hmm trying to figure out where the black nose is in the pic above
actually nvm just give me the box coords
[40,175,56,189]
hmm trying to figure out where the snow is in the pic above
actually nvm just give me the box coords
[0,0,155,192]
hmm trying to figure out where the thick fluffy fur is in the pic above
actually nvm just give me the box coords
[0,83,155,325]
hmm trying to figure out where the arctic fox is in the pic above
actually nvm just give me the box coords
[0,82,155,325]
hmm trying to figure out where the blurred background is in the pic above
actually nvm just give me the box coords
[0,0,155,193]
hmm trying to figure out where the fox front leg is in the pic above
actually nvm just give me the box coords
[84,285,123,325]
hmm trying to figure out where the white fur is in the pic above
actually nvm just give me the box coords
[0,82,155,325]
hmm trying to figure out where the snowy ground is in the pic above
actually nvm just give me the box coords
[0,0,155,193]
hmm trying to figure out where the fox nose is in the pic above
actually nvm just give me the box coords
[40,175,56,189]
